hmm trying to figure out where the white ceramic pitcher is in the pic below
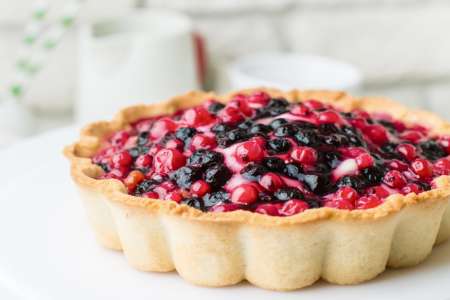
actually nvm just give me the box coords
[77,10,200,123]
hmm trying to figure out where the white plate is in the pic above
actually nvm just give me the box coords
[0,127,449,300]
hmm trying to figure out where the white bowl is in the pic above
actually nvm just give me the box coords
[228,53,362,91]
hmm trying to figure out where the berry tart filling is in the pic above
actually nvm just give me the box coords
[91,91,450,217]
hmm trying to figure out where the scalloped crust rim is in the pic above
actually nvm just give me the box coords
[64,88,450,290]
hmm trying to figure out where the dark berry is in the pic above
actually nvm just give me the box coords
[97,162,110,173]
[135,179,158,195]
[128,146,149,159]
[249,124,271,136]
[204,164,232,187]
[274,124,297,137]
[377,120,396,133]
[238,120,254,130]
[203,190,230,207]
[274,187,304,201]
[322,134,349,147]
[322,151,341,169]
[263,157,285,172]
[283,163,303,179]
[294,130,319,147]
[299,173,331,195]
[265,98,290,116]
[137,131,149,146]
[208,102,225,114]
[419,140,446,161]
[169,166,202,189]
[361,165,386,185]
[267,138,291,154]
[187,150,223,168]
[217,128,248,147]
[181,197,204,211]
[211,123,231,134]
[336,175,366,192]
[269,118,288,129]
[175,127,197,142]
[380,142,401,159]
[319,124,340,135]
[240,163,268,181]
[292,121,317,130]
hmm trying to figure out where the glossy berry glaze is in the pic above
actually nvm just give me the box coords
[92,92,450,216]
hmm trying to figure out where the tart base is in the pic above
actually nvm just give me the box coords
[65,88,450,291]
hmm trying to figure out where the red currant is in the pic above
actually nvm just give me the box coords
[231,184,258,205]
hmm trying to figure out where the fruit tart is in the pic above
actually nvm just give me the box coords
[65,88,450,291]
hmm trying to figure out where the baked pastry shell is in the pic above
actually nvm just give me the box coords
[65,89,450,290]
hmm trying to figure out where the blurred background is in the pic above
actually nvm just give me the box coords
[0,0,449,146]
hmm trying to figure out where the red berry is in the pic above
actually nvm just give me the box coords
[111,151,132,168]
[318,110,341,124]
[190,180,211,197]
[339,147,367,158]
[336,187,359,203]
[303,99,324,110]
[166,190,184,203]
[255,203,283,216]
[368,185,390,198]
[411,158,433,179]
[102,166,128,180]
[352,109,371,119]
[258,172,284,192]
[400,130,423,143]
[388,159,409,171]
[134,119,153,132]
[142,191,159,199]
[210,203,241,212]
[110,130,130,147]
[231,184,258,205]
[383,170,407,188]
[154,181,177,198]
[401,183,422,195]
[355,153,374,169]
[291,146,317,164]
[190,134,217,151]
[355,195,382,209]
[218,106,244,124]
[124,170,145,192]
[291,104,310,116]
[182,106,214,126]
[324,199,354,210]
[235,140,264,163]
[349,118,368,130]
[165,138,184,150]
[279,200,309,216]
[228,99,253,117]
[364,125,389,145]
[396,143,416,161]
[150,118,177,140]
[393,120,407,132]
[153,149,186,174]
[135,154,152,169]
[434,158,450,175]
[247,91,270,106]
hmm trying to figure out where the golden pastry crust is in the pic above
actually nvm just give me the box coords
[64,88,450,290]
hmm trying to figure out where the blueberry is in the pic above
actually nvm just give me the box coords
[262,98,290,116]
[203,190,230,207]
[340,112,354,119]
[137,131,149,146]
[128,146,149,158]
[416,181,431,191]
[97,162,110,173]
[217,128,248,147]
[240,163,268,181]
[238,120,254,130]
[211,123,231,134]
[187,150,224,168]
[208,102,225,114]
[274,187,304,201]
[322,151,341,169]
[305,198,321,208]
[249,124,271,136]
[377,120,396,133]
[419,140,446,161]
[336,175,366,192]
[322,134,349,147]
[361,165,386,185]
[258,192,274,202]
[175,127,197,142]
[267,138,291,154]
[204,164,232,187]
[135,179,158,195]
[274,124,297,137]
[263,157,285,172]
[292,121,317,130]
[380,142,401,159]
[283,163,303,179]
[341,126,365,146]
[269,118,288,129]
[170,166,202,189]
[319,124,340,135]
[294,130,320,147]
[181,197,205,211]
[299,173,331,195]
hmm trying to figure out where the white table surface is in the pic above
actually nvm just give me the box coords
[0,126,449,300]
